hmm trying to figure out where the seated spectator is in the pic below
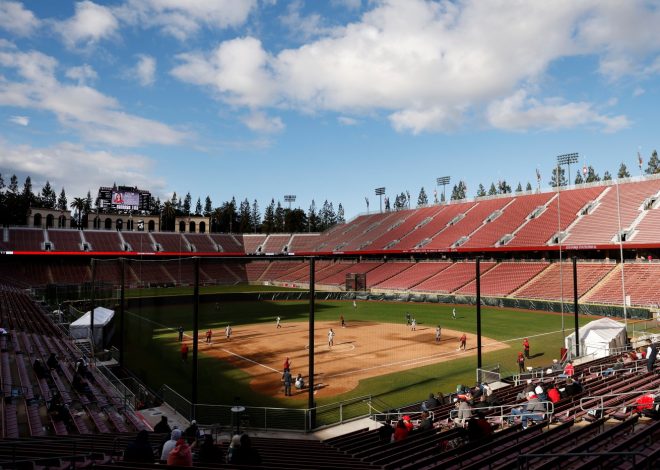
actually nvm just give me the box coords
[510,391,545,429]
[226,434,242,464]
[184,420,201,443]
[75,357,92,380]
[160,429,183,460]
[473,394,490,409]
[72,373,93,399]
[635,394,656,414]
[47,353,61,372]
[466,412,493,443]
[393,419,409,441]
[453,398,472,428]
[378,422,394,443]
[535,385,547,402]
[234,434,261,465]
[166,438,192,466]
[560,361,574,378]
[124,430,155,463]
[551,359,562,372]
[603,359,624,376]
[402,415,414,432]
[295,374,305,390]
[421,392,439,411]
[33,359,49,380]
[196,435,223,463]
[153,415,171,434]
[547,386,561,404]
[415,411,433,431]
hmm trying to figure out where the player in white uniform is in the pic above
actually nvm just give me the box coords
[225,325,232,340]
[328,328,335,347]
[411,318,417,331]
[276,316,281,328]
[452,308,457,320]
[435,326,441,343]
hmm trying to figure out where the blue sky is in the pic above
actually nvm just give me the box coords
[1,0,659,220]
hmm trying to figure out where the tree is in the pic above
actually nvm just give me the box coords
[645,150,660,174]
[195,197,202,216]
[40,181,56,208]
[183,192,192,215]
[476,184,486,197]
[574,172,584,185]
[70,197,86,228]
[307,200,318,232]
[394,192,406,210]
[0,173,4,191]
[488,183,497,196]
[618,163,631,179]
[417,187,428,207]
[238,198,251,233]
[585,165,600,183]
[526,182,532,191]
[274,201,285,232]
[451,181,467,200]
[336,203,345,224]
[262,199,276,234]
[9,175,18,193]
[515,182,523,193]
[22,176,35,206]
[57,188,68,211]
[603,171,612,181]
[204,196,212,216]
[498,180,511,194]
[550,167,567,187]
[285,208,307,233]
[250,199,261,233]
[319,200,336,230]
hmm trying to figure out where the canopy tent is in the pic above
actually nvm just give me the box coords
[564,317,627,359]
[69,306,115,348]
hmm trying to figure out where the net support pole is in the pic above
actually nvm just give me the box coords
[191,257,200,420]
[572,256,580,357]
[90,258,96,355]
[476,257,482,369]
[308,257,316,429]
[119,258,125,366]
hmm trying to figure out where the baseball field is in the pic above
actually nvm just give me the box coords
[121,293,595,411]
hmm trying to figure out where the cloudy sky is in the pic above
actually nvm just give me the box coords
[1,0,659,219]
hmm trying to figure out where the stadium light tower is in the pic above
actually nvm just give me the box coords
[375,187,386,213]
[436,176,450,203]
[284,195,296,210]
[556,153,579,187]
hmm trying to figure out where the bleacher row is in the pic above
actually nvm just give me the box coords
[3,257,660,308]
[0,285,149,441]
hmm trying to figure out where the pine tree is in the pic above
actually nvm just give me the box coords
[307,200,318,232]
[394,192,406,210]
[336,203,345,224]
[204,196,213,216]
[488,183,497,196]
[515,182,523,193]
[498,180,511,194]
[550,167,567,187]
[476,184,486,197]
[0,173,4,191]
[40,181,56,208]
[274,201,285,232]
[574,172,584,185]
[9,175,18,193]
[585,166,600,183]
[603,171,612,181]
[183,192,192,215]
[195,197,202,215]
[262,199,276,234]
[250,199,261,233]
[417,187,428,207]
[526,182,532,191]
[57,188,67,211]
[645,150,660,174]
[238,198,251,233]
[85,191,92,213]
[618,163,630,178]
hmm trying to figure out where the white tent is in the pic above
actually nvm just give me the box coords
[69,306,115,347]
[564,317,627,359]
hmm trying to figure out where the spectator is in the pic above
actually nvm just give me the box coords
[393,419,409,441]
[453,398,472,428]
[226,434,242,463]
[166,438,192,466]
[160,429,183,460]
[153,415,171,434]
[47,353,61,372]
[124,430,155,463]
[72,373,93,399]
[33,359,48,380]
[535,385,547,402]
[547,386,561,404]
[551,359,562,372]
[402,415,414,432]
[75,357,92,380]
[510,391,545,429]
[196,435,223,463]
[466,412,493,443]
[562,361,574,378]
[234,434,261,465]
[416,411,433,431]
[378,422,394,443]
[421,393,439,411]
[647,344,658,373]
[635,394,656,414]
[184,420,201,443]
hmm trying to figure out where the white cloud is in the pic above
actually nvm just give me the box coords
[331,0,362,10]
[486,90,630,134]
[65,64,98,85]
[0,1,40,36]
[116,0,257,40]
[241,111,284,133]
[55,1,119,48]
[8,115,28,126]
[135,54,156,86]
[0,48,186,147]
[633,86,645,97]
[280,1,329,41]
[172,0,657,134]
[338,116,358,126]
[0,138,166,199]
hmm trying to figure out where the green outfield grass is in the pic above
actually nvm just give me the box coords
[122,295,595,412]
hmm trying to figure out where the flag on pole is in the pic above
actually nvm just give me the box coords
[536,168,541,181]
[638,152,643,168]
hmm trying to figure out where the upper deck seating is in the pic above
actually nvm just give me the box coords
[368,205,446,250]
[7,228,44,251]
[239,234,267,254]
[339,211,409,251]
[209,234,244,252]
[374,262,451,290]
[394,202,475,250]
[456,262,550,296]
[287,233,320,252]
[513,262,615,301]
[83,231,123,252]
[151,233,190,252]
[313,213,386,251]
[363,262,416,288]
[318,262,384,286]
[183,233,218,252]
[260,234,291,253]
[46,230,83,251]
[412,261,496,293]
[121,232,156,252]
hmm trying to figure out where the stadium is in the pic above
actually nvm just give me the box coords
[1,171,660,468]
[4,1,660,469]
